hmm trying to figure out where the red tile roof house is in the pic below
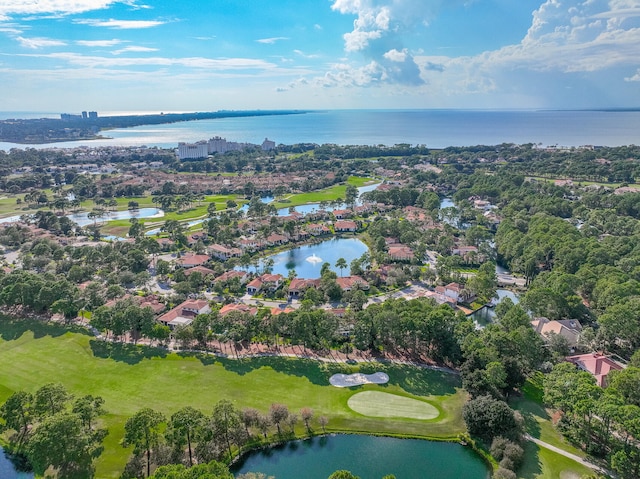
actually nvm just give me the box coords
[332,209,352,219]
[208,244,242,261]
[307,223,331,236]
[434,282,471,304]
[288,278,321,298]
[213,270,249,284]
[157,299,211,330]
[246,274,284,295]
[175,253,211,268]
[238,237,267,252]
[334,220,358,233]
[336,276,370,291]
[266,233,289,246]
[183,265,216,278]
[218,303,258,316]
[566,353,624,387]
[388,245,414,261]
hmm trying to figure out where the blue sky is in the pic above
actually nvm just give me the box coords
[1,0,639,112]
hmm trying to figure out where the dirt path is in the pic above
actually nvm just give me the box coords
[524,434,608,475]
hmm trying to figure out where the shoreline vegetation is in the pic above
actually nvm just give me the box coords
[0,110,307,144]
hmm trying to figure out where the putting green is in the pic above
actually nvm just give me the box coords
[348,391,440,420]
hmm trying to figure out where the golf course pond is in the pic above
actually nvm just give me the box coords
[231,434,490,479]
[0,447,33,479]
[252,237,369,278]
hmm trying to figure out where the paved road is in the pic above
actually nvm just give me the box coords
[524,434,608,475]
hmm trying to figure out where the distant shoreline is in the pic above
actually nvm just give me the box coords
[0,110,308,144]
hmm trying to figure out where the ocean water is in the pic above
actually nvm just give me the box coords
[1,109,639,150]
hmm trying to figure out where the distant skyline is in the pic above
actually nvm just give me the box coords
[1,0,639,112]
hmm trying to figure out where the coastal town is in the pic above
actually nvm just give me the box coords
[0,140,639,479]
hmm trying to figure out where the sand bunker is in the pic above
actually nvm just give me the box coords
[329,371,389,387]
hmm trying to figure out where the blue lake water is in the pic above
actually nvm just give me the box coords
[2,110,640,151]
[231,434,489,479]
[0,447,33,479]
[0,207,163,226]
[246,238,369,279]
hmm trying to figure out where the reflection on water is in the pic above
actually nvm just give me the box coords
[232,434,489,479]
[0,447,33,479]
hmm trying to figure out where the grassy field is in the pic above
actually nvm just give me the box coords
[272,176,376,209]
[0,319,466,478]
[510,374,593,479]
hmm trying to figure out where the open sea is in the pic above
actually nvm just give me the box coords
[1,109,639,150]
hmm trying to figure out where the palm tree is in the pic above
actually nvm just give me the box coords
[335,257,348,277]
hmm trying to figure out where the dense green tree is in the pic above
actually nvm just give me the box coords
[0,390,33,449]
[462,395,519,442]
[123,408,166,478]
[27,412,97,478]
[168,406,205,467]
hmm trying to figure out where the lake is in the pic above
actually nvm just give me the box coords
[0,207,164,227]
[0,447,33,479]
[231,434,489,479]
[251,238,369,279]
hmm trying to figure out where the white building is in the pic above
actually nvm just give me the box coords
[177,141,209,160]
[261,138,276,151]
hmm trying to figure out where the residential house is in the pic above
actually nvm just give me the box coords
[219,303,258,316]
[183,265,216,278]
[246,273,284,295]
[307,223,331,236]
[176,254,210,269]
[209,244,242,261]
[333,209,352,219]
[213,270,249,284]
[334,220,358,233]
[435,282,472,304]
[270,306,295,316]
[566,353,624,387]
[336,275,370,291]
[157,299,211,329]
[239,237,267,252]
[266,233,288,246]
[288,278,321,298]
[388,245,414,261]
[531,317,582,348]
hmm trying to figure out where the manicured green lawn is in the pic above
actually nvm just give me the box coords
[0,319,466,478]
[518,442,592,479]
[272,177,376,209]
[347,391,440,420]
[510,375,594,479]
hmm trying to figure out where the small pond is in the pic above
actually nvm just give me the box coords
[0,447,33,479]
[472,289,520,327]
[231,434,489,479]
[69,207,164,227]
[244,238,369,279]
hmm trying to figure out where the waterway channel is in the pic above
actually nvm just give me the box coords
[231,434,490,479]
